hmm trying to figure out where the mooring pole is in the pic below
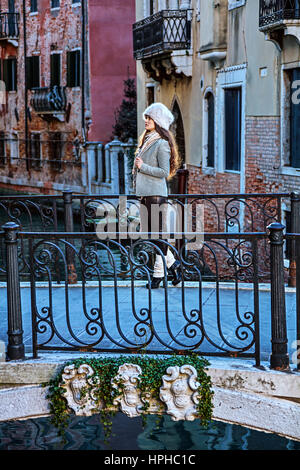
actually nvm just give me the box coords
[268,222,289,370]
[3,222,25,360]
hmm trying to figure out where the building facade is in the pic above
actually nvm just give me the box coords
[133,0,300,226]
[0,0,136,195]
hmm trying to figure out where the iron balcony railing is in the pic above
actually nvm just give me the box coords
[259,0,300,29]
[133,9,192,60]
[0,12,20,40]
[30,86,67,113]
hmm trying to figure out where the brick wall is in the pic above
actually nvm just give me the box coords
[185,115,293,280]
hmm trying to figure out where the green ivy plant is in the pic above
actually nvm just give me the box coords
[45,353,214,444]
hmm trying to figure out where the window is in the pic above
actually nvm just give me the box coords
[29,133,41,169]
[8,0,15,13]
[51,0,60,8]
[49,132,63,171]
[146,84,155,106]
[67,50,81,87]
[26,56,40,89]
[206,92,215,168]
[149,0,154,15]
[284,210,292,261]
[224,87,241,171]
[2,58,17,91]
[9,133,19,163]
[30,0,38,12]
[0,131,5,166]
[50,53,61,87]
[290,68,300,168]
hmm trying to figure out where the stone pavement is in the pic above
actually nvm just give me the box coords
[0,281,298,365]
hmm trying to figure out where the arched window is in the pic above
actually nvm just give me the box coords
[171,100,185,165]
[168,100,187,194]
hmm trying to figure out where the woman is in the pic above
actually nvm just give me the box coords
[133,102,182,288]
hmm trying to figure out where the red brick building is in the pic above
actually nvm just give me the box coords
[0,0,136,195]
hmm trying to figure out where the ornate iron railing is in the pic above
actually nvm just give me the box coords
[0,192,294,281]
[133,9,192,60]
[259,0,300,28]
[0,222,296,371]
[30,86,67,113]
[1,195,299,370]
[0,227,262,362]
[0,12,20,39]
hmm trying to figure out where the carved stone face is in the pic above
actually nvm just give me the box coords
[70,376,88,404]
[124,384,139,406]
[171,379,189,408]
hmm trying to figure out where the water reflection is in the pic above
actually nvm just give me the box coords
[0,413,299,451]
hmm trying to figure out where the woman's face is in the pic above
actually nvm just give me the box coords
[144,115,156,132]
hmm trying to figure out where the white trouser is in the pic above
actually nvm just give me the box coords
[153,248,176,278]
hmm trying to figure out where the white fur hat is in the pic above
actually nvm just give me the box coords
[143,102,174,131]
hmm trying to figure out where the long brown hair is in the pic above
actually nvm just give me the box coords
[136,123,181,180]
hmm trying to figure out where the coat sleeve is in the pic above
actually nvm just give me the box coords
[139,140,170,179]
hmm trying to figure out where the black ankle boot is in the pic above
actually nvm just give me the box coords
[168,260,182,286]
[146,277,164,289]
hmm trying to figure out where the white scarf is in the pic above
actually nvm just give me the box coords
[136,130,161,160]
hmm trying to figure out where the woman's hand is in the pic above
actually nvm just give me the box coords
[134,156,143,169]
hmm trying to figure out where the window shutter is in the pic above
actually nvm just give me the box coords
[50,53,60,87]
[67,50,80,87]
[34,56,40,88]
[207,93,215,168]
[3,59,8,90]
[3,58,17,91]
[12,58,17,91]
[25,57,31,88]
[30,0,37,13]
[66,51,72,87]
[75,51,81,87]
[26,57,40,89]
[290,68,300,168]
[225,87,241,171]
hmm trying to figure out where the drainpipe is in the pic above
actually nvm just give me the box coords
[22,0,29,171]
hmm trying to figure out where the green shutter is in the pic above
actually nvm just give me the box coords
[225,87,241,172]
[51,53,60,87]
[34,56,40,88]
[3,59,8,90]
[75,50,81,87]
[26,57,32,88]
[66,51,71,87]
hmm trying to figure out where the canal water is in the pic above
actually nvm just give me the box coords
[0,413,299,451]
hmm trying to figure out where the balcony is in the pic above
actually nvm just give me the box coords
[133,9,192,81]
[0,12,20,42]
[30,86,67,122]
[259,0,300,44]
